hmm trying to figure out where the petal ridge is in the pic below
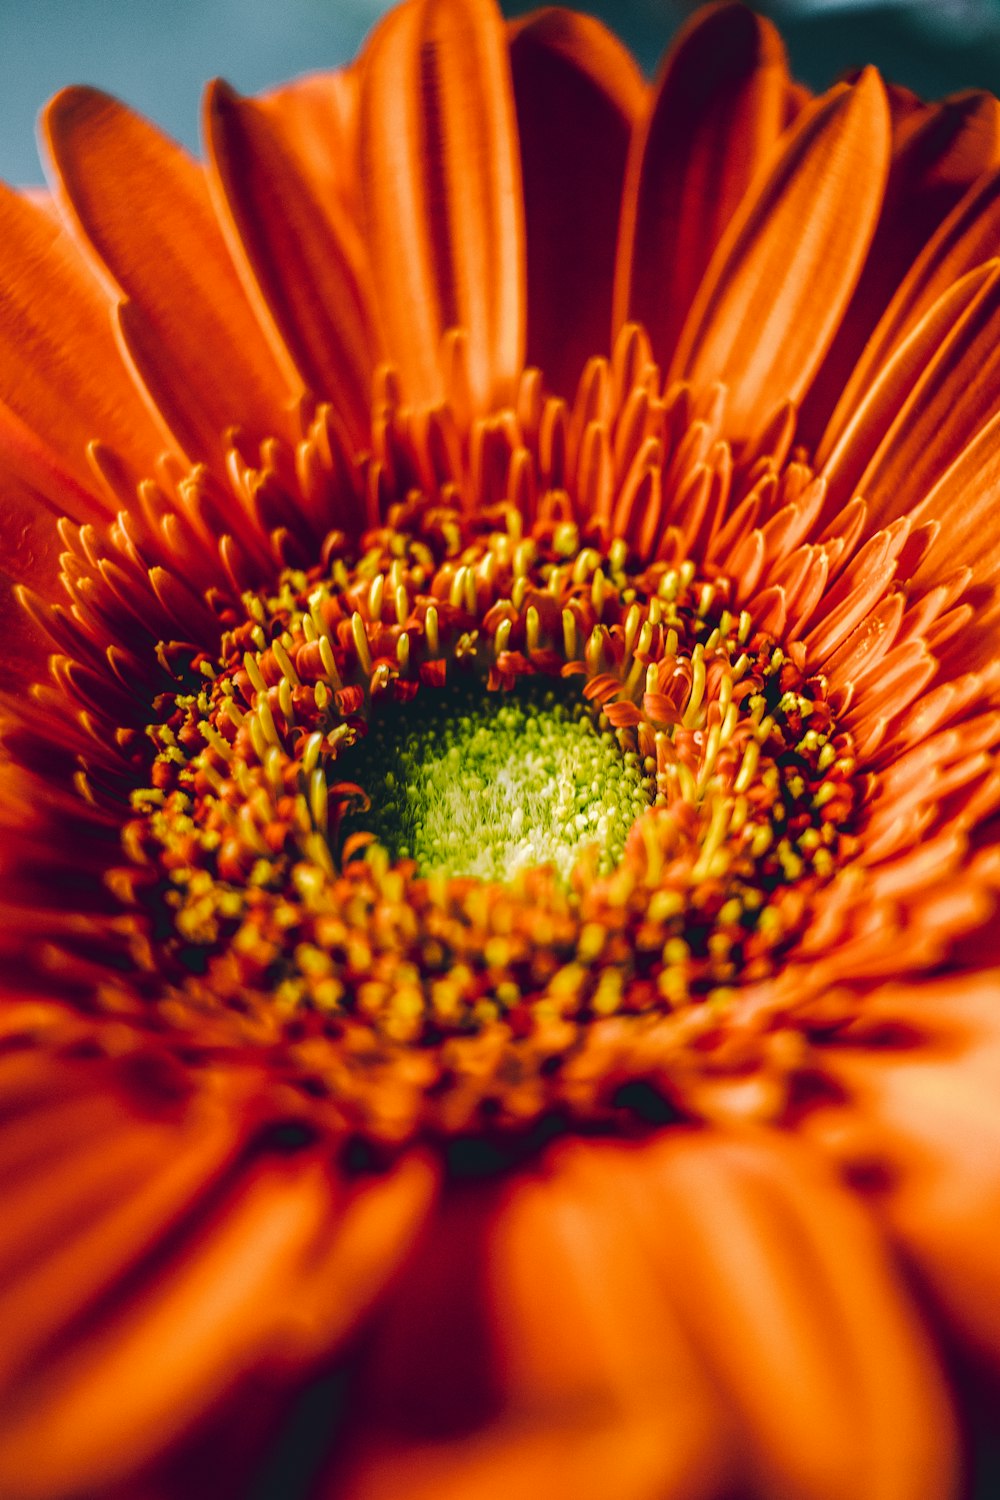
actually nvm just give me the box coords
[42,86,301,466]
[358,0,525,409]
[614,1,789,373]
[670,69,892,440]
[510,7,644,397]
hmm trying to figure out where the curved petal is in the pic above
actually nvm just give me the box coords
[0,181,166,498]
[618,1129,959,1500]
[810,973,1000,1372]
[42,87,302,467]
[358,0,525,409]
[0,591,50,689]
[615,2,789,374]
[205,78,383,448]
[670,69,891,441]
[802,90,1000,444]
[0,1044,435,1500]
[819,260,1000,521]
[325,1162,730,1500]
[855,261,1000,523]
[255,66,363,228]
[0,400,108,684]
[510,8,644,397]
[820,165,1000,461]
[0,440,69,682]
[911,407,1000,594]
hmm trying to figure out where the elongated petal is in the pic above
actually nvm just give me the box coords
[326,1165,729,1500]
[819,261,1000,519]
[256,67,362,227]
[42,87,301,466]
[812,973,1000,1370]
[821,165,1000,457]
[620,1129,958,1500]
[358,0,524,409]
[911,408,1000,592]
[670,70,891,439]
[0,182,166,496]
[856,262,1000,521]
[0,440,72,681]
[206,79,383,447]
[615,3,788,373]
[802,91,1000,442]
[0,1057,434,1500]
[913,503,1000,679]
[0,404,107,678]
[510,9,644,397]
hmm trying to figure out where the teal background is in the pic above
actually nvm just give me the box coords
[1,0,1000,185]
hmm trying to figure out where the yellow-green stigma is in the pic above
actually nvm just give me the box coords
[344,680,654,883]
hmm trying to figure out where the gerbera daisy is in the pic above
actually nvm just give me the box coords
[3,0,1000,1494]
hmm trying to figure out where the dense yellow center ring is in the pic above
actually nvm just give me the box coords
[119,498,861,1143]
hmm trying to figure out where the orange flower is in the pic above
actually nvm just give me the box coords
[3,1,1000,1495]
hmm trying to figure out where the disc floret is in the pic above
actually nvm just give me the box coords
[344,680,655,883]
[118,499,862,1142]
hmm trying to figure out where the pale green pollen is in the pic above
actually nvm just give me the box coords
[344,681,655,885]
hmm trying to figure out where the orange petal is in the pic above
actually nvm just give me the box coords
[802,91,1000,443]
[255,66,363,228]
[324,1418,722,1500]
[358,0,524,409]
[818,260,1000,519]
[621,1128,958,1500]
[855,261,1000,523]
[910,407,1000,600]
[0,408,95,683]
[205,78,382,449]
[0,1088,247,1387]
[810,972,1000,1372]
[327,1161,729,1500]
[42,87,301,466]
[0,1120,434,1500]
[0,182,166,497]
[821,165,1000,459]
[510,9,644,398]
[0,583,50,688]
[615,3,788,374]
[670,70,891,440]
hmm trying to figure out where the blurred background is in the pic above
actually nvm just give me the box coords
[1,0,1000,185]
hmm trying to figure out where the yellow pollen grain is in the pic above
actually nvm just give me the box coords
[494,617,512,654]
[424,604,440,656]
[243,652,267,695]
[734,740,761,795]
[272,640,300,688]
[448,566,466,610]
[369,573,385,621]
[572,548,600,584]
[309,768,328,831]
[318,635,342,690]
[562,608,579,661]
[351,612,373,673]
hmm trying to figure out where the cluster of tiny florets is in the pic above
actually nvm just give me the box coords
[117,498,860,1139]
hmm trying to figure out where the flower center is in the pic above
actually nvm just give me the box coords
[115,499,863,1143]
[341,678,654,883]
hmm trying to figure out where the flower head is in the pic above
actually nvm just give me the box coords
[2,2,1000,1496]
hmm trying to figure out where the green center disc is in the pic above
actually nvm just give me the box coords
[344,680,655,884]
